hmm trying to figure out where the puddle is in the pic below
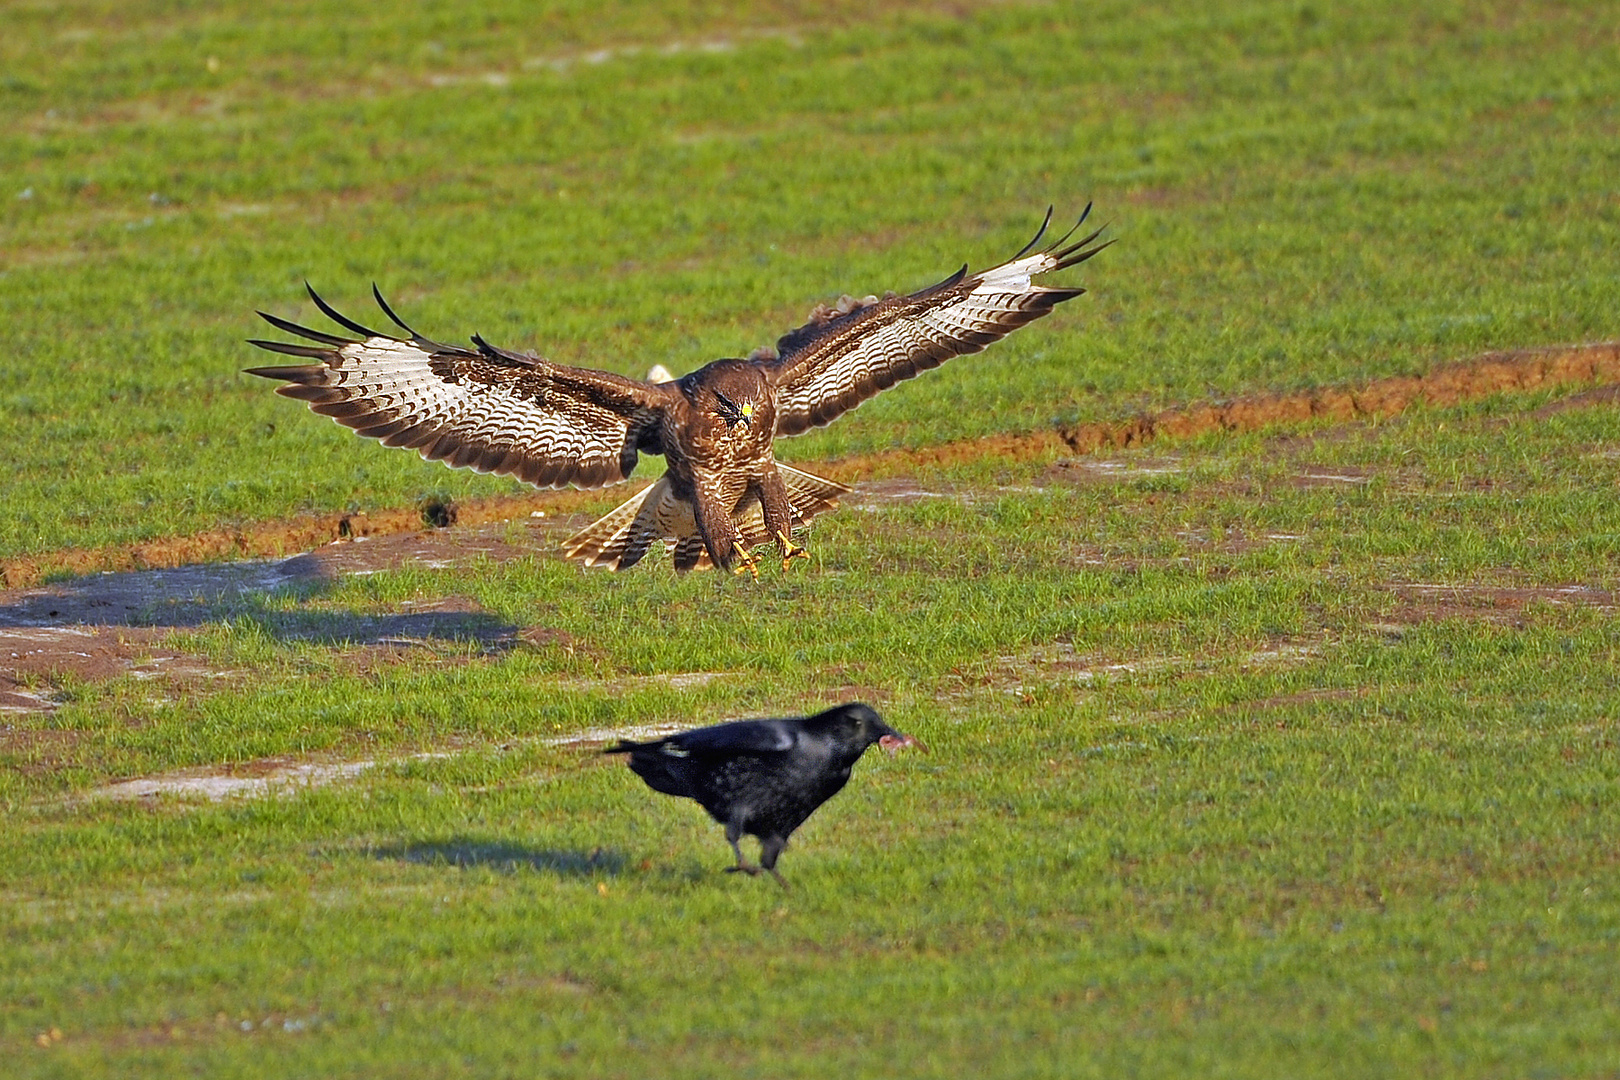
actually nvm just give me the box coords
[1055,459,1184,481]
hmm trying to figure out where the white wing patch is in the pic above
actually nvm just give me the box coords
[768,208,1109,438]
[249,302,669,491]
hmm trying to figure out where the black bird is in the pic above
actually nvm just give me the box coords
[606,702,924,886]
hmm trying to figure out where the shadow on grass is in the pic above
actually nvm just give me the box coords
[371,839,626,877]
[0,553,519,649]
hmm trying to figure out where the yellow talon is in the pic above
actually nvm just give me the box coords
[775,530,810,572]
[732,546,761,581]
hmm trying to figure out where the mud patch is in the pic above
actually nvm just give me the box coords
[83,751,452,803]
[979,640,1319,696]
[1532,383,1620,417]
[848,479,957,510]
[1291,467,1374,488]
[0,523,547,711]
[1380,582,1616,629]
[1047,459,1183,484]
[547,721,687,747]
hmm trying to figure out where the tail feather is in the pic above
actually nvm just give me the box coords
[562,462,851,572]
[561,480,672,571]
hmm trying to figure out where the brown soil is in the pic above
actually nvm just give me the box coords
[1379,582,1617,630]
[0,520,569,710]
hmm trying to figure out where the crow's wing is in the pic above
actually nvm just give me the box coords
[247,285,674,490]
[669,719,798,756]
[763,207,1111,437]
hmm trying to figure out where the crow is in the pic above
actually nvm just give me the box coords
[605,702,924,886]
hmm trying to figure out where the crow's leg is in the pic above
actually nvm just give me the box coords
[759,835,790,890]
[722,821,761,876]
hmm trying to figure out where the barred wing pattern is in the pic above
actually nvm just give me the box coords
[246,287,672,491]
[767,207,1111,438]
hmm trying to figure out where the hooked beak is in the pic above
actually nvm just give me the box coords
[878,732,926,755]
[738,402,755,427]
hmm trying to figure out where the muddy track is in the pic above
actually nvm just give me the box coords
[3,341,1616,590]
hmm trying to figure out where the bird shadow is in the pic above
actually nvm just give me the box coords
[1,553,518,649]
[368,838,626,877]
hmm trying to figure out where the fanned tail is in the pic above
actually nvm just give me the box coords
[562,480,676,571]
[562,463,850,572]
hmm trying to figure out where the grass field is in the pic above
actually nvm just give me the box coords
[3,0,1619,1076]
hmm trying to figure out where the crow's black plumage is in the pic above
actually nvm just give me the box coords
[605,702,923,886]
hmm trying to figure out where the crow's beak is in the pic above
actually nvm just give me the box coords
[878,732,926,755]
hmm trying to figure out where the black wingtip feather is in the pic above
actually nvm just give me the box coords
[1045,202,1095,254]
[1054,234,1116,271]
[246,339,336,359]
[243,363,325,382]
[256,309,352,346]
[1011,206,1056,261]
[371,283,418,337]
[305,281,388,340]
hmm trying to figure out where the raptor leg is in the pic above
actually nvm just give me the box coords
[731,543,760,582]
[757,468,809,573]
[774,530,810,572]
[691,486,738,573]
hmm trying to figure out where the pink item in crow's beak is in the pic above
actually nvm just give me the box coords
[878,733,926,755]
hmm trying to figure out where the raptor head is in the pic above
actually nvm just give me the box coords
[713,389,756,429]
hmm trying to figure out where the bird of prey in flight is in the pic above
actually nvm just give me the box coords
[247,207,1109,576]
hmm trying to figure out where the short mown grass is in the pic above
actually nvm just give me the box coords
[3,0,1618,556]
[4,392,1619,1077]
[5,1,1620,1076]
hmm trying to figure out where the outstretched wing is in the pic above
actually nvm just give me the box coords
[246,285,676,490]
[764,206,1111,437]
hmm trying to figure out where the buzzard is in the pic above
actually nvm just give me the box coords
[605,702,923,887]
[246,207,1109,575]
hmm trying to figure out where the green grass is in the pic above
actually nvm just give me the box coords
[5,392,1620,1077]
[5,1,1620,1075]
[3,0,1618,556]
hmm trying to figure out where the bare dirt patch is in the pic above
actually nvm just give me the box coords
[1380,582,1617,629]
[82,751,452,803]
[0,521,569,711]
[966,640,1321,698]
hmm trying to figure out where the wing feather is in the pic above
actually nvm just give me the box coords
[767,207,1111,438]
[246,289,676,491]
[670,719,797,756]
